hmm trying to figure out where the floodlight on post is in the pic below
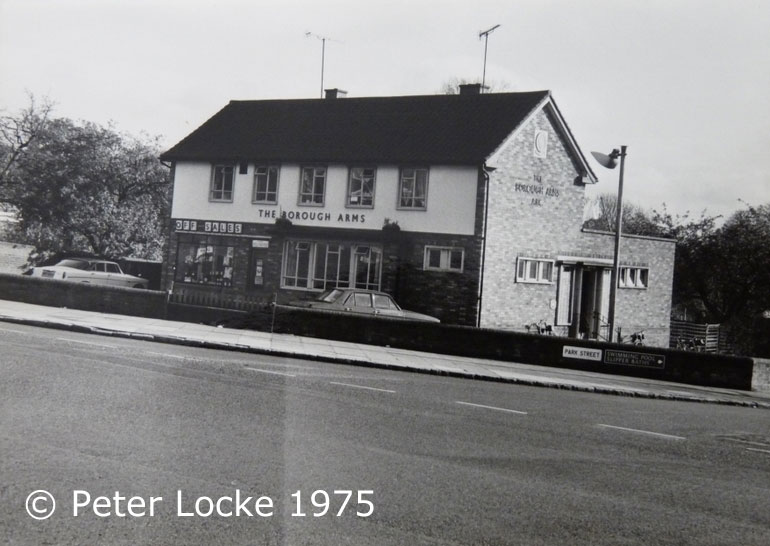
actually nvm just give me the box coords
[590,146,627,343]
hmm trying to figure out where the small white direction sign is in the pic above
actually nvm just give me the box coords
[562,346,602,362]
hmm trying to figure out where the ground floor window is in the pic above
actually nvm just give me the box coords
[176,237,235,286]
[424,246,464,272]
[282,240,382,291]
[619,266,649,289]
[516,257,554,284]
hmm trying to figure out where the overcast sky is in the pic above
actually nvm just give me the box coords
[1,0,768,219]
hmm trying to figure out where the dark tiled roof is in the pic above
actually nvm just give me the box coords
[161,91,550,164]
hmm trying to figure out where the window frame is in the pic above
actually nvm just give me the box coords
[209,164,235,202]
[516,257,555,284]
[252,165,280,204]
[423,246,465,273]
[298,165,327,206]
[281,240,383,292]
[175,237,236,287]
[397,167,429,210]
[346,167,377,208]
[618,266,649,289]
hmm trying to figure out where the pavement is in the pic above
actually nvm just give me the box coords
[1,298,769,409]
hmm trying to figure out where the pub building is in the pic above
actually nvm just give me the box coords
[160,85,675,346]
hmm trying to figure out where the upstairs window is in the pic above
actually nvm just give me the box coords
[398,167,428,210]
[253,166,279,204]
[299,166,326,206]
[516,257,554,284]
[424,246,464,272]
[347,167,376,207]
[619,267,649,289]
[210,165,235,202]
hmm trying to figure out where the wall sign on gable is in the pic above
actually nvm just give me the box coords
[513,174,561,207]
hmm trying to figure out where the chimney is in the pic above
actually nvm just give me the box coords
[458,83,483,95]
[324,88,348,99]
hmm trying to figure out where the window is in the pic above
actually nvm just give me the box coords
[373,294,398,309]
[312,243,350,290]
[282,240,382,291]
[516,257,554,283]
[353,292,372,307]
[398,167,428,209]
[210,165,234,202]
[176,238,235,286]
[253,166,279,203]
[347,167,376,207]
[353,245,382,290]
[424,246,464,272]
[619,267,649,289]
[299,166,326,205]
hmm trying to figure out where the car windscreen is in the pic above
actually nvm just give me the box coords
[56,259,90,270]
[318,289,345,303]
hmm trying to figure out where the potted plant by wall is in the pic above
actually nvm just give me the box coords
[382,218,401,235]
[272,215,293,233]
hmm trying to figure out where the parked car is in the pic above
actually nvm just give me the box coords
[289,288,440,323]
[25,258,149,289]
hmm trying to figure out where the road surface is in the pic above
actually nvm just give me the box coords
[1,323,769,545]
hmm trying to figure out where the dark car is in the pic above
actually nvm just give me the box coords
[290,288,440,323]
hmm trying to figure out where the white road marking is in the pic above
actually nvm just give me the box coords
[722,438,770,448]
[56,338,118,349]
[330,382,396,393]
[245,367,297,377]
[597,424,686,440]
[0,327,29,334]
[746,448,770,455]
[456,401,528,415]
[146,351,191,360]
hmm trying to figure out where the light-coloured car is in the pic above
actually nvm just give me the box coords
[26,258,149,289]
[291,288,440,323]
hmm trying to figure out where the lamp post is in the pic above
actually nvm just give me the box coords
[590,146,627,342]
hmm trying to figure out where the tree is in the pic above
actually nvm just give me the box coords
[583,193,664,237]
[654,203,770,354]
[0,94,54,198]
[3,112,171,264]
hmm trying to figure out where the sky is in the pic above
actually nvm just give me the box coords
[1,0,768,219]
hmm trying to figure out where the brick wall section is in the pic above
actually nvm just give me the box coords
[480,107,676,347]
[0,273,167,318]
[391,232,481,326]
[481,107,587,329]
[579,230,675,347]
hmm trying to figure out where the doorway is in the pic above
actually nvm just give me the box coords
[578,267,610,339]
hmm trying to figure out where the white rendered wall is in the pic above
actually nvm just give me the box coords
[170,162,478,235]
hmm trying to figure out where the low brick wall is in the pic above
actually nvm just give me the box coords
[0,272,761,391]
[0,272,167,319]
[752,359,770,393]
[270,306,756,391]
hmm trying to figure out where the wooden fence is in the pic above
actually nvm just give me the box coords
[669,320,720,353]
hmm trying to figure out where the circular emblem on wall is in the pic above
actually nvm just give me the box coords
[534,130,549,158]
